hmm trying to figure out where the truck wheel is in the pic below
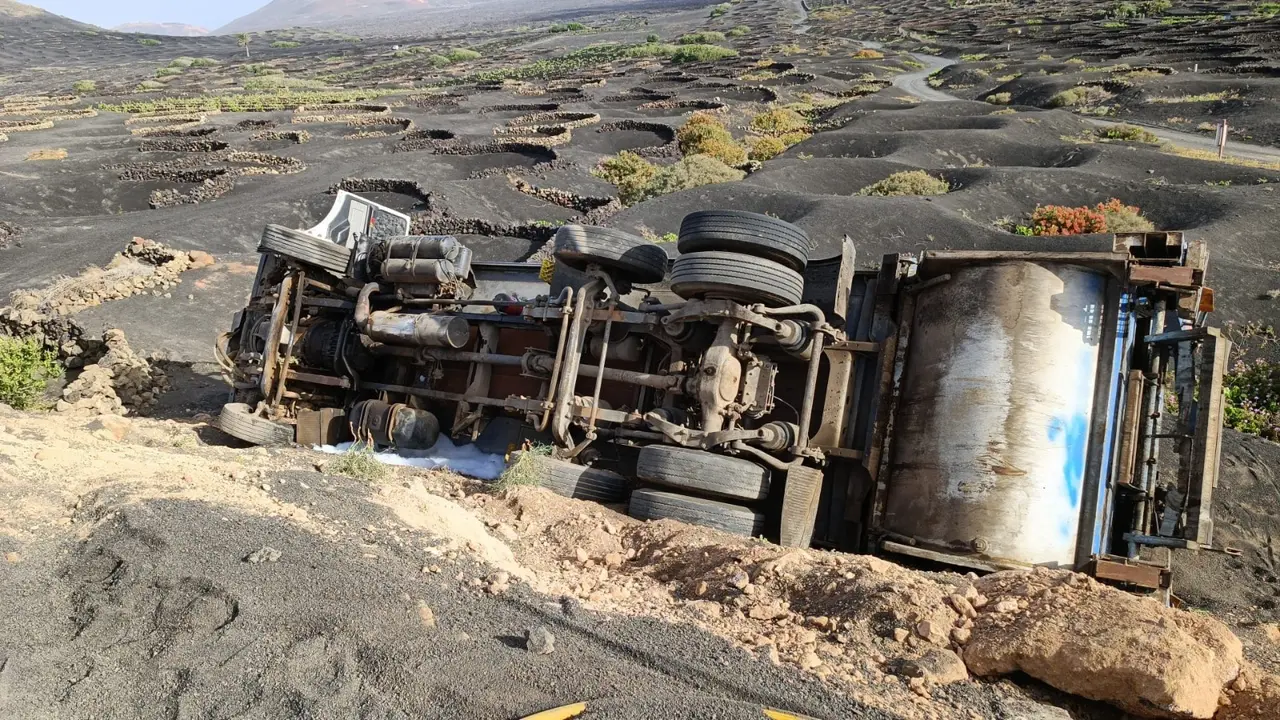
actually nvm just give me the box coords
[670,251,803,307]
[677,210,811,272]
[553,225,668,285]
[636,445,770,501]
[217,402,294,446]
[534,456,629,503]
[628,489,765,537]
[258,224,352,276]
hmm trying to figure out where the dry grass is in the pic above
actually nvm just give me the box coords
[25,148,67,161]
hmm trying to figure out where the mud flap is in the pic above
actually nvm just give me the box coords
[779,466,824,548]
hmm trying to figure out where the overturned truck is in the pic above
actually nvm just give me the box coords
[217,191,1230,593]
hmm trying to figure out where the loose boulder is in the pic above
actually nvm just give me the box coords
[962,569,1242,719]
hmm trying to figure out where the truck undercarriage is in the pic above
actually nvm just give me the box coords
[217,191,1230,594]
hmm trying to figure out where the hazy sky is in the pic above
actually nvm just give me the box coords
[27,0,268,29]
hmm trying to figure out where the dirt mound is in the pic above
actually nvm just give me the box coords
[466,485,1271,719]
[965,569,1242,719]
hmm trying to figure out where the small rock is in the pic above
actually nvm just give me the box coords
[951,626,972,645]
[602,520,617,535]
[916,620,944,644]
[4,552,20,563]
[87,414,132,441]
[728,569,751,590]
[892,627,910,643]
[487,571,511,594]
[604,552,623,567]
[949,593,977,618]
[244,546,281,564]
[748,604,786,621]
[695,580,708,596]
[574,547,590,564]
[808,616,831,631]
[800,651,823,669]
[991,598,1019,613]
[896,648,968,685]
[525,626,555,655]
[416,602,436,629]
[688,599,721,620]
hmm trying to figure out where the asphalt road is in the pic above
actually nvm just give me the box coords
[879,47,1280,164]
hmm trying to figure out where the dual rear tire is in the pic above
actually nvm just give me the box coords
[627,444,769,537]
[670,210,811,307]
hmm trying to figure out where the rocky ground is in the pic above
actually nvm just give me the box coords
[1,405,1277,719]
[3,0,1280,717]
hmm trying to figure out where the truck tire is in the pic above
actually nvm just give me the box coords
[217,402,294,446]
[670,251,803,307]
[677,210,811,272]
[628,489,765,537]
[636,445,771,501]
[534,456,630,503]
[258,224,352,276]
[553,225,668,285]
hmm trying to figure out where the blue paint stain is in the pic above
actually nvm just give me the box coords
[1047,413,1089,540]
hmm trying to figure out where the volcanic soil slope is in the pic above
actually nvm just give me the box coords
[1,0,1280,717]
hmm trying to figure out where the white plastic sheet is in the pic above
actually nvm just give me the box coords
[316,436,507,480]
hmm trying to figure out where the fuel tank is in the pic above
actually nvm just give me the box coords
[884,261,1106,567]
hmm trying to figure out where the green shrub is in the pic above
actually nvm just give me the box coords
[1224,359,1280,440]
[73,80,96,93]
[189,57,219,67]
[679,31,726,44]
[326,442,388,481]
[136,80,166,91]
[169,57,195,68]
[677,112,746,165]
[750,107,810,135]
[155,67,182,77]
[1010,199,1146,233]
[550,21,585,32]
[857,170,950,197]
[594,151,744,204]
[1094,197,1155,231]
[710,2,732,17]
[1095,123,1159,143]
[671,44,738,63]
[727,25,750,37]
[749,135,787,160]
[446,48,481,62]
[985,92,1012,104]
[1047,85,1113,107]
[496,445,553,490]
[646,33,661,43]
[0,335,61,410]
[624,43,679,59]
[271,40,301,49]
[138,38,161,46]
[853,48,884,59]
[593,151,658,205]
[645,154,745,197]
[242,63,282,76]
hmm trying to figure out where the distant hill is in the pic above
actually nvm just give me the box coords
[113,22,210,36]
[215,0,431,34]
[0,0,95,30]
[215,0,702,33]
